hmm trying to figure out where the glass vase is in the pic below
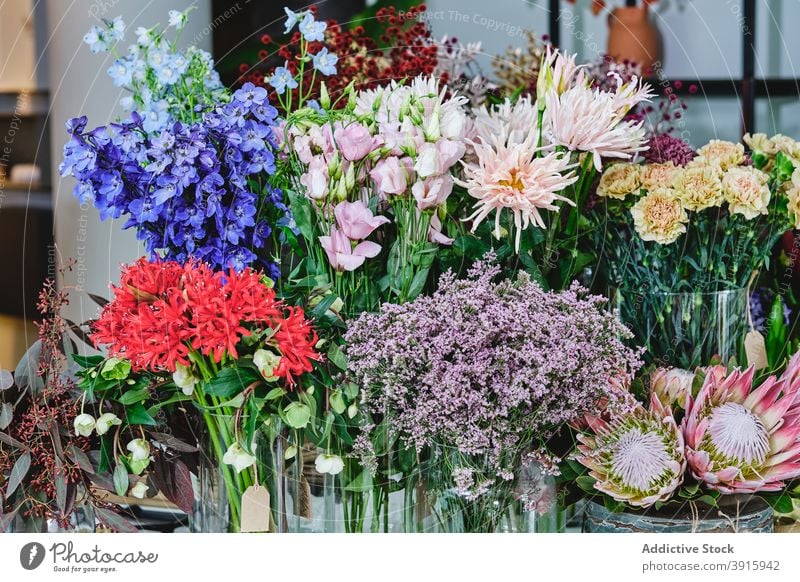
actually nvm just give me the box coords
[614,287,748,369]
[418,446,557,533]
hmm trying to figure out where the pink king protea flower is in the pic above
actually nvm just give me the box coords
[683,357,800,494]
[575,394,686,508]
[456,135,578,251]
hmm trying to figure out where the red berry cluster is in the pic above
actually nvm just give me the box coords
[238,4,441,108]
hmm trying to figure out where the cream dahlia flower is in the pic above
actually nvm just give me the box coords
[473,95,539,146]
[544,84,649,171]
[640,161,680,191]
[630,188,688,245]
[673,165,724,211]
[722,166,771,219]
[456,135,578,251]
[693,139,745,170]
[576,394,686,508]
[683,358,800,494]
[597,163,641,200]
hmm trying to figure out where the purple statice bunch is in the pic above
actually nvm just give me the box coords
[642,133,697,166]
[344,256,642,494]
[60,83,286,275]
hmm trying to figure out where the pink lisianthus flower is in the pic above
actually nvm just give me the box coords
[299,156,329,200]
[333,200,390,240]
[370,156,409,195]
[429,213,453,245]
[412,175,454,210]
[319,227,381,272]
[334,122,376,162]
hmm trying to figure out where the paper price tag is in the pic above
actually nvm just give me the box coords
[240,485,271,533]
[745,329,768,371]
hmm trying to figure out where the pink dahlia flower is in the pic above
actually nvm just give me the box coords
[456,135,578,252]
[683,360,800,494]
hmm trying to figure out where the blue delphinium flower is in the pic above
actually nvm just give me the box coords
[312,48,338,76]
[268,66,298,95]
[60,83,288,275]
[283,7,305,34]
[298,13,326,42]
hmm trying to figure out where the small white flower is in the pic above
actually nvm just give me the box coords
[168,9,188,30]
[223,443,258,474]
[130,480,149,499]
[73,413,96,437]
[253,349,281,382]
[126,439,150,462]
[414,143,441,178]
[95,412,122,436]
[135,26,151,46]
[172,363,200,396]
[314,453,345,475]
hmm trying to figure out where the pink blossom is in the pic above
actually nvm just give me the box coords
[370,156,409,195]
[412,175,454,210]
[429,214,453,245]
[333,200,390,240]
[436,138,466,171]
[293,134,313,164]
[299,156,329,200]
[334,123,375,161]
[319,227,381,272]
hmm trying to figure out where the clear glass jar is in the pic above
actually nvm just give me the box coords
[614,287,748,369]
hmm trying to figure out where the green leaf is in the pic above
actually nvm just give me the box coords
[264,387,285,401]
[288,190,316,242]
[576,475,596,492]
[5,452,31,497]
[100,357,132,381]
[327,344,347,371]
[71,353,104,369]
[343,469,373,492]
[764,494,794,514]
[283,402,311,429]
[113,464,129,497]
[119,387,150,405]
[343,382,359,400]
[330,390,346,415]
[204,367,260,398]
[125,403,156,426]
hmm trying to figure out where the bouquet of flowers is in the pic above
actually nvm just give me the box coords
[593,136,798,368]
[61,13,287,274]
[72,258,324,532]
[344,256,642,531]
[572,356,800,520]
[448,47,653,290]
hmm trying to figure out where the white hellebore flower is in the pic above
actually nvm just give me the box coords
[253,349,282,382]
[315,453,345,475]
[73,413,96,437]
[130,480,149,499]
[95,412,122,436]
[223,442,258,474]
[126,438,150,462]
[172,363,200,396]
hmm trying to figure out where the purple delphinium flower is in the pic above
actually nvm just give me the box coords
[60,83,287,274]
[344,256,642,489]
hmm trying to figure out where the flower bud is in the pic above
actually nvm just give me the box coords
[95,412,122,436]
[73,413,96,437]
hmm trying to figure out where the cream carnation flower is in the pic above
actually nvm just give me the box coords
[630,188,688,245]
[786,169,800,229]
[744,132,776,156]
[597,163,641,200]
[456,135,578,251]
[722,166,771,219]
[693,139,745,170]
[673,165,724,211]
[640,161,680,190]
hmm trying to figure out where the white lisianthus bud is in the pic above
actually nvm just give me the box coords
[253,349,281,382]
[74,413,96,437]
[223,442,258,474]
[172,363,200,396]
[126,438,150,462]
[284,445,298,460]
[95,412,122,436]
[130,480,149,499]
[314,453,345,475]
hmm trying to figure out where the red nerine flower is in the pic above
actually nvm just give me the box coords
[92,259,321,383]
[273,306,322,385]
